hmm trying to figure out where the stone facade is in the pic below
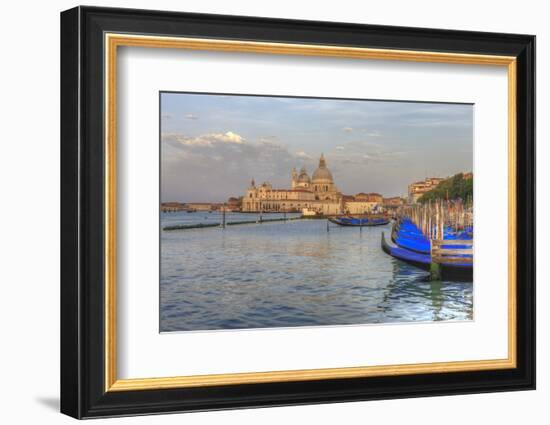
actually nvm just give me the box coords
[242,154,343,214]
[344,201,379,214]
[408,177,445,203]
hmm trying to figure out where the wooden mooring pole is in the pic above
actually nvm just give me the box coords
[399,199,473,281]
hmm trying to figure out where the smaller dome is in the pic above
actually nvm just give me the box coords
[298,167,310,183]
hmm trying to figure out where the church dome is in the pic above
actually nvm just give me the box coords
[312,154,333,182]
[312,167,333,181]
[298,167,310,183]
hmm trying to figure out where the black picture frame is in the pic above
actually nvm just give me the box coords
[61,5,535,419]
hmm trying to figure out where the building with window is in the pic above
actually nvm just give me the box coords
[408,177,445,203]
[241,154,343,215]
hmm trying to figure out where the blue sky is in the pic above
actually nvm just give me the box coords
[161,92,473,202]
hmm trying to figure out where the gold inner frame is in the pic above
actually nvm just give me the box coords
[104,33,517,392]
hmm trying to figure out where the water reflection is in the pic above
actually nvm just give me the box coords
[160,212,473,332]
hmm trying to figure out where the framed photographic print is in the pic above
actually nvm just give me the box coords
[60,6,535,419]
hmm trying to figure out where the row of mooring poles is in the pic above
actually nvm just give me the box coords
[406,199,459,241]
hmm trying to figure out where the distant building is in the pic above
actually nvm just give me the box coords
[161,202,186,212]
[344,200,379,214]
[186,202,221,212]
[354,193,369,201]
[344,192,384,214]
[241,154,343,215]
[361,192,383,203]
[383,196,404,207]
[226,197,242,212]
[408,177,445,203]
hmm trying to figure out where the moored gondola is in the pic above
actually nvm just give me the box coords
[381,232,473,281]
[391,219,473,254]
[328,214,390,227]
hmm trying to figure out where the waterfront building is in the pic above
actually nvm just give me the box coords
[225,197,242,212]
[356,192,384,203]
[344,192,386,214]
[185,202,221,212]
[344,200,379,214]
[383,196,405,207]
[242,154,343,215]
[161,202,186,212]
[408,177,445,203]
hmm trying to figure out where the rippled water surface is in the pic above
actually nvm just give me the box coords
[160,212,473,332]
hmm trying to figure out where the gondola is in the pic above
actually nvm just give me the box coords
[391,219,473,254]
[328,215,390,227]
[381,232,473,281]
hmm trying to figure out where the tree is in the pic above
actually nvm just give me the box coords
[418,173,473,203]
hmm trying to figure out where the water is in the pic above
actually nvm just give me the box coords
[160,212,473,332]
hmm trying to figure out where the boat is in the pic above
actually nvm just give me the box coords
[381,231,473,281]
[391,218,473,254]
[302,207,320,217]
[328,214,390,227]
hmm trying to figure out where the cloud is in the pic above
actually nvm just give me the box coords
[159,93,472,200]
[163,131,245,147]
[161,113,172,120]
[364,130,381,137]
[216,131,245,144]
[295,151,312,160]
[258,136,279,143]
[161,131,299,202]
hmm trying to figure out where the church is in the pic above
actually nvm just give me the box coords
[241,154,343,215]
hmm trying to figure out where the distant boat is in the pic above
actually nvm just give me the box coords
[302,208,320,217]
[328,214,390,227]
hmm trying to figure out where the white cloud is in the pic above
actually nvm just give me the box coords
[295,151,312,159]
[163,131,246,147]
[335,146,345,151]
[161,131,297,202]
[214,131,245,144]
[343,127,354,132]
[184,113,199,120]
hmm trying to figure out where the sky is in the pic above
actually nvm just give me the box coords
[161,92,473,202]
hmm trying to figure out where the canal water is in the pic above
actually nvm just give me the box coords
[160,212,473,332]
